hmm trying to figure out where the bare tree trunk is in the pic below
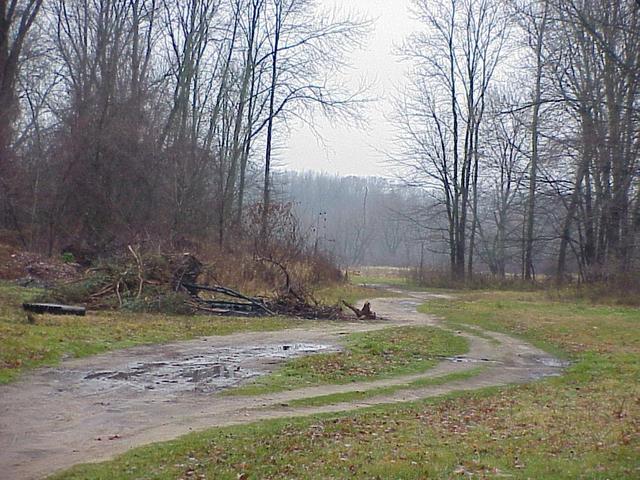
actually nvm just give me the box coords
[0,0,43,170]
[467,85,487,279]
[557,158,589,282]
[467,148,479,279]
[261,1,281,248]
[447,7,463,281]
[525,0,548,281]
[225,0,261,235]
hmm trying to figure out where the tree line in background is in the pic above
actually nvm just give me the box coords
[280,170,553,276]
[392,0,640,284]
[278,172,432,268]
[0,0,366,257]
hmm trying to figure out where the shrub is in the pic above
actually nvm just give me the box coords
[60,252,76,264]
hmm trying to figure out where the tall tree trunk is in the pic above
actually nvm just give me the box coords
[0,0,43,235]
[261,5,281,248]
[557,158,589,282]
[448,15,463,281]
[225,4,258,234]
[0,86,12,170]
[525,0,548,281]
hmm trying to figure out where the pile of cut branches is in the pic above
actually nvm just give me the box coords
[183,282,347,320]
[182,282,275,317]
[41,249,202,313]
[38,247,373,320]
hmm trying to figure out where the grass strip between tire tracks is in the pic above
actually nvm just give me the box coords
[224,326,468,396]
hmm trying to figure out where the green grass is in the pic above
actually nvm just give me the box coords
[226,326,469,396]
[287,367,486,407]
[348,273,429,290]
[418,290,639,357]
[53,290,640,479]
[350,274,411,286]
[0,282,306,384]
[348,274,457,296]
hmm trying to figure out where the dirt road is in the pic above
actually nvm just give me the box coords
[0,291,565,479]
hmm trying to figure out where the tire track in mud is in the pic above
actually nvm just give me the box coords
[0,291,566,479]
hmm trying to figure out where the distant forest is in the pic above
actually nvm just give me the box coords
[279,171,561,275]
[278,172,428,269]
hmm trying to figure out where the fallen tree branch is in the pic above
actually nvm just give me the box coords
[256,256,291,292]
[90,284,115,298]
[115,280,123,307]
[182,283,276,316]
[342,300,376,320]
[187,301,256,317]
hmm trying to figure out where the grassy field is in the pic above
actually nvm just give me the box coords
[419,291,639,356]
[226,326,468,396]
[53,290,640,479]
[346,268,457,295]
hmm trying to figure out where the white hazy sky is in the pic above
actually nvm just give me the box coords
[281,0,418,177]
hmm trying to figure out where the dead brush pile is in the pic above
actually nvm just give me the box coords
[38,246,350,319]
[40,249,198,314]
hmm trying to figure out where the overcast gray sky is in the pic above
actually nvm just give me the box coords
[281,0,417,177]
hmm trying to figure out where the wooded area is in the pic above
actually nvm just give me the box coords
[389,0,640,284]
[1,0,639,287]
[0,0,366,258]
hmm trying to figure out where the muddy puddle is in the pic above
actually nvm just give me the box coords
[83,343,339,394]
[445,355,496,364]
[537,357,570,368]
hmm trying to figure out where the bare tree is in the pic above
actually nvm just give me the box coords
[0,0,42,167]
[551,0,640,280]
[394,0,508,280]
[477,91,528,277]
[0,0,371,257]
[514,0,550,280]
[257,0,368,248]
[0,0,43,243]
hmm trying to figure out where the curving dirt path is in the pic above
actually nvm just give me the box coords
[0,291,565,479]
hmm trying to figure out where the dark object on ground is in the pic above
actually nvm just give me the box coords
[23,303,87,316]
[342,300,377,319]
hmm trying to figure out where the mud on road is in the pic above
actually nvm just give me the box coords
[0,291,566,479]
